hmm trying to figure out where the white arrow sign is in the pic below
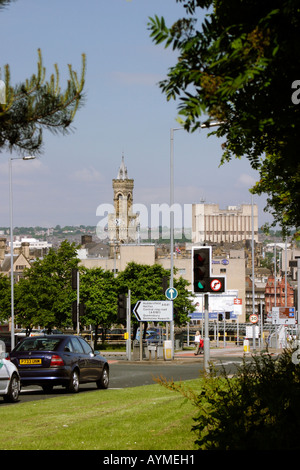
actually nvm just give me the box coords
[165,287,178,300]
[133,301,173,322]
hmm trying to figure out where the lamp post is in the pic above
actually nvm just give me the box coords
[170,121,222,361]
[9,155,36,350]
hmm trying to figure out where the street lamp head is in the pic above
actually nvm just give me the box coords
[22,155,36,160]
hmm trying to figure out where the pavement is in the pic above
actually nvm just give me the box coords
[103,344,280,363]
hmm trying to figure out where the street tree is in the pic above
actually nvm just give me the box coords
[116,262,194,338]
[148,0,300,235]
[13,240,79,332]
[0,0,85,156]
[0,274,10,324]
[79,267,117,347]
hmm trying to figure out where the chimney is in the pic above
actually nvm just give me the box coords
[21,242,30,259]
[0,237,6,262]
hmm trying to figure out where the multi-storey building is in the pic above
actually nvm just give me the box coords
[265,275,294,316]
[192,203,258,244]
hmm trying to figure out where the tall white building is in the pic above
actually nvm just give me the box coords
[192,203,258,244]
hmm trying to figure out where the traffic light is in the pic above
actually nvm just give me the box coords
[192,246,226,293]
[72,300,77,323]
[193,247,211,293]
[71,268,78,290]
[117,293,127,320]
[72,301,86,324]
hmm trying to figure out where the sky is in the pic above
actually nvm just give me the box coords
[0,0,273,234]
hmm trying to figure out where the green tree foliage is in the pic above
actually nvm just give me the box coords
[0,273,10,323]
[0,49,86,155]
[158,349,300,450]
[116,262,194,335]
[0,1,85,156]
[79,267,117,346]
[13,240,79,331]
[148,0,300,235]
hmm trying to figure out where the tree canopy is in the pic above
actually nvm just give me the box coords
[116,262,193,334]
[148,0,300,235]
[0,1,85,156]
[13,240,79,332]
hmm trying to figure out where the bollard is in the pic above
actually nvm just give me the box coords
[243,338,250,353]
[163,340,172,361]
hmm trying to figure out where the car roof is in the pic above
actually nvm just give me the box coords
[18,334,88,341]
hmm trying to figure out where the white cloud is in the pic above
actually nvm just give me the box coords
[236,173,256,188]
[69,167,104,183]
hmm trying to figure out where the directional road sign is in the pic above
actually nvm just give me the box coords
[165,287,178,300]
[133,300,173,322]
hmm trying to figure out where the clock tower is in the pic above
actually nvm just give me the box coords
[108,155,138,249]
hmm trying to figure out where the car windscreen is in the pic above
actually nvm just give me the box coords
[14,338,61,352]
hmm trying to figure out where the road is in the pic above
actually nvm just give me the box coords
[1,347,249,405]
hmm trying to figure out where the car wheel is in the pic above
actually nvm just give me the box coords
[96,365,109,389]
[67,369,79,393]
[4,373,20,403]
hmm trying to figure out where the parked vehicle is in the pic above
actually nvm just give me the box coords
[0,357,20,402]
[9,335,109,394]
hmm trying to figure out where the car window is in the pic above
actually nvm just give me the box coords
[78,337,93,355]
[64,339,74,352]
[15,338,61,352]
[70,337,84,353]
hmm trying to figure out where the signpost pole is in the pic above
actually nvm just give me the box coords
[298,259,300,339]
[139,321,143,362]
[126,289,131,361]
[77,270,80,336]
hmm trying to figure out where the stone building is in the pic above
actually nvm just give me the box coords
[192,203,258,244]
[265,275,294,316]
[107,156,139,255]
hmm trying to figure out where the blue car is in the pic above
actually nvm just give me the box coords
[9,335,109,394]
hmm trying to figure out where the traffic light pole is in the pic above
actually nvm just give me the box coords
[204,293,210,372]
[77,270,80,336]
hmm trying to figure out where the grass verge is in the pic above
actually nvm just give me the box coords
[0,379,202,450]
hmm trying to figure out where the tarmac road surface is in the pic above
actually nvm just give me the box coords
[1,346,264,405]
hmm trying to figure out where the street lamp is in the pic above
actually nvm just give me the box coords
[170,121,222,360]
[9,155,36,350]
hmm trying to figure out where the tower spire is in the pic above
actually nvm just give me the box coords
[117,153,128,180]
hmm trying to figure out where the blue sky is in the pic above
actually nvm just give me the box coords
[0,0,272,231]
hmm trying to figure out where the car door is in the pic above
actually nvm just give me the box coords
[78,337,101,381]
[70,337,88,382]
[0,359,9,393]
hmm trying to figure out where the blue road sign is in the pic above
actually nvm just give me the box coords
[165,287,178,300]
